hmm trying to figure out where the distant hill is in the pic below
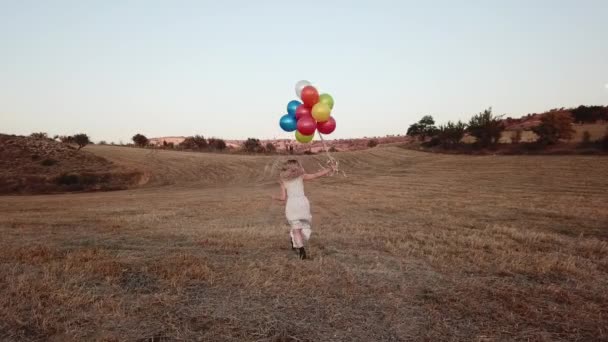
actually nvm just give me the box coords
[0,134,141,194]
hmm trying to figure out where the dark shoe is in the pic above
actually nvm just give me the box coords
[298,247,307,260]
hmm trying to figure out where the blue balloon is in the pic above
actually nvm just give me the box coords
[279,114,297,132]
[287,100,302,117]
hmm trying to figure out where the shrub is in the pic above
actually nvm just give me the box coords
[132,134,149,147]
[243,138,262,153]
[41,158,58,166]
[99,140,107,145]
[208,138,227,151]
[436,121,467,148]
[265,142,276,153]
[367,139,379,148]
[468,107,504,147]
[73,133,90,150]
[407,115,438,141]
[532,112,575,145]
[30,132,48,139]
[59,135,75,144]
[329,146,338,152]
[511,130,522,144]
[571,105,607,124]
[180,135,207,150]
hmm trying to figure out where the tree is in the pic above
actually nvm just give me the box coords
[59,135,75,144]
[243,138,262,153]
[180,135,208,150]
[265,142,276,153]
[407,115,438,141]
[73,133,90,150]
[436,121,467,148]
[467,107,505,147]
[531,112,575,145]
[367,139,379,148]
[571,105,606,124]
[132,134,149,147]
[510,130,522,144]
[208,138,227,151]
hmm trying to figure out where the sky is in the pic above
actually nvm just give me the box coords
[1,0,607,142]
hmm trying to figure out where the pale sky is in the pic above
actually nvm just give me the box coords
[1,0,607,142]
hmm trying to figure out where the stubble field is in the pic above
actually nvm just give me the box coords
[1,145,607,341]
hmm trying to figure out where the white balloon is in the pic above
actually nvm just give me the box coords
[295,80,312,98]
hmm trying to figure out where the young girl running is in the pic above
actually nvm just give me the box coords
[273,159,336,259]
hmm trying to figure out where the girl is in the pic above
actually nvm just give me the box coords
[273,159,336,259]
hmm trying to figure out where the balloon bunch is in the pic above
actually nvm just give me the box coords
[279,80,337,143]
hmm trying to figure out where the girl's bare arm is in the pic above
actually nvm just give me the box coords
[303,164,336,180]
[272,181,287,201]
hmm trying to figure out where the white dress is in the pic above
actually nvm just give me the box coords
[283,176,312,243]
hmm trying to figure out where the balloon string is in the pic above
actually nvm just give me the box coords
[318,133,346,177]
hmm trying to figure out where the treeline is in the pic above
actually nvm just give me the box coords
[129,134,283,154]
[407,107,608,151]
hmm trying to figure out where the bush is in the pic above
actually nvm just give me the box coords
[329,146,338,152]
[511,130,522,144]
[571,105,607,124]
[180,135,207,150]
[265,142,276,153]
[208,138,227,151]
[30,132,48,139]
[73,134,90,150]
[407,115,438,141]
[41,158,58,166]
[367,139,379,148]
[532,112,575,145]
[468,107,504,147]
[436,121,467,148]
[132,134,149,147]
[243,138,262,153]
[59,135,75,144]
[99,140,107,145]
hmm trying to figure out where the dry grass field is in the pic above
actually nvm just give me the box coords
[1,145,607,341]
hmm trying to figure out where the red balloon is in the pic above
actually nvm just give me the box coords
[301,86,319,108]
[297,116,317,135]
[295,105,312,120]
[317,116,336,134]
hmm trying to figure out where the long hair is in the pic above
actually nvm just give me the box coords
[279,159,304,181]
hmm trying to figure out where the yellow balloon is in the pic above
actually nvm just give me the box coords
[295,131,314,143]
[312,103,331,122]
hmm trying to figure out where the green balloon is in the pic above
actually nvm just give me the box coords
[319,94,334,109]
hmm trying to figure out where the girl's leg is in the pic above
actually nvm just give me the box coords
[291,228,304,248]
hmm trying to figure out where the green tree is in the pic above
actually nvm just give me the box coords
[73,133,90,150]
[436,121,467,148]
[132,134,149,147]
[208,138,227,151]
[468,107,505,147]
[243,138,262,153]
[531,112,575,145]
[407,115,438,141]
